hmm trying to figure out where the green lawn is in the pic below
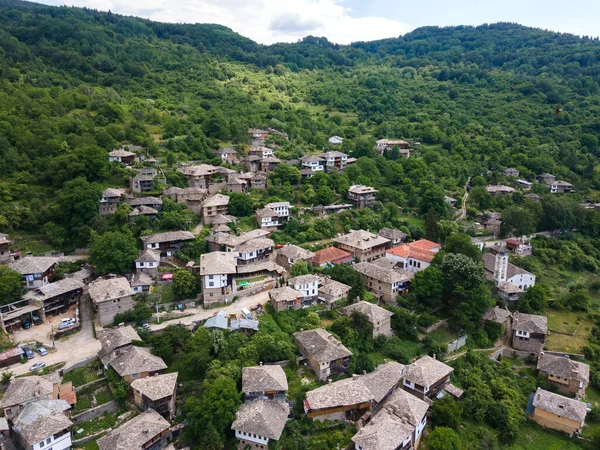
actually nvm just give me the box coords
[545,309,593,354]
[74,395,92,413]
[236,275,266,285]
[62,366,102,387]
[74,442,100,450]
[95,388,114,406]
[428,326,460,344]
[506,422,595,449]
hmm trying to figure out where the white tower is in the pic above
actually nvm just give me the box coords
[493,251,508,284]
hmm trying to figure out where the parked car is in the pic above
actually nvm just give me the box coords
[30,362,46,372]
[23,347,34,359]
[32,315,42,326]
[58,322,73,331]
[21,321,31,330]
[139,323,150,330]
[60,318,76,326]
[36,347,48,356]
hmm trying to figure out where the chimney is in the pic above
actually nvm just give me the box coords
[433,354,436,360]
[352,374,359,381]
[328,379,333,384]
[363,370,366,375]
[260,361,263,366]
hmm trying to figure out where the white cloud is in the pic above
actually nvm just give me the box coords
[51,0,414,44]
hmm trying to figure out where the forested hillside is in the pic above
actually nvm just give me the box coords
[1,0,600,249]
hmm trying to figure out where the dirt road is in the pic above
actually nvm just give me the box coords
[6,294,101,377]
[149,290,271,331]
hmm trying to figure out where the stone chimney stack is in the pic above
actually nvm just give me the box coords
[493,251,508,284]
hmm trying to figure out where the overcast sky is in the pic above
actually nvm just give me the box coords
[40,0,600,44]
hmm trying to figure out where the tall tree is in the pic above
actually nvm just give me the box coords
[0,266,22,306]
[89,231,138,274]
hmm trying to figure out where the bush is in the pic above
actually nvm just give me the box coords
[417,312,438,328]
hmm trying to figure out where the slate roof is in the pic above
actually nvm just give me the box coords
[305,376,375,410]
[403,356,453,388]
[512,312,548,334]
[203,194,230,208]
[211,214,236,225]
[23,278,84,302]
[269,286,302,304]
[256,207,277,219]
[97,326,141,363]
[497,281,524,294]
[552,180,574,187]
[110,346,167,378]
[109,149,136,157]
[132,271,153,287]
[235,237,274,253]
[131,373,178,401]
[361,361,405,403]
[300,155,325,163]
[319,279,351,298]
[288,274,319,286]
[377,228,407,242]
[537,353,590,384]
[352,407,414,450]
[482,306,511,324]
[12,399,72,446]
[276,244,314,261]
[242,365,288,394]
[0,375,56,409]
[384,387,429,426]
[97,409,170,450]
[136,249,161,263]
[128,197,163,207]
[236,260,285,275]
[231,399,289,441]
[199,252,237,276]
[294,329,352,364]
[206,229,270,248]
[341,301,394,326]
[141,231,194,245]
[129,206,158,217]
[532,388,587,422]
[9,256,58,275]
[354,262,414,284]
[89,277,132,304]
[334,230,389,250]
[103,187,126,198]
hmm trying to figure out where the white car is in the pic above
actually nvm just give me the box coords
[30,362,46,372]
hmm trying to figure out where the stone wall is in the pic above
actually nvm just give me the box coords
[72,400,120,424]
[61,356,99,375]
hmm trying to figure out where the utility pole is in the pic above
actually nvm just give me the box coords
[156,300,160,324]
[51,326,55,348]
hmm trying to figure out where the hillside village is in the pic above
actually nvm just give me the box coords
[0,126,599,450]
[3,2,600,450]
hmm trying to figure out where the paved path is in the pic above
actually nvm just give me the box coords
[149,290,271,331]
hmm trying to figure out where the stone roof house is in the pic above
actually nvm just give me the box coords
[537,352,590,397]
[294,329,352,381]
[402,355,453,400]
[88,277,134,327]
[354,262,413,304]
[98,409,171,450]
[97,325,141,366]
[242,365,288,401]
[131,372,178,420]
[12,399,72,450]
[232,399,289,449]
[0,375,57,419]
[269,286,303,313]
[312,246,354,268]
[341,301,394,338]
[511,312,548,355]
[377,228,407,247]
[333,230,390,262]
[110,346,167,383]
[275,244,315,270]
[318,278,351,307]
[9,256,58,289]
[528,387,588,436]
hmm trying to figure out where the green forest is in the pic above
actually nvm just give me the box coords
[3,1,600,449]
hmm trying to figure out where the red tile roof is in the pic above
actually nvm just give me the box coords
[409,239,441,251]
[312,247,353,265]
[385,243,437,263]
